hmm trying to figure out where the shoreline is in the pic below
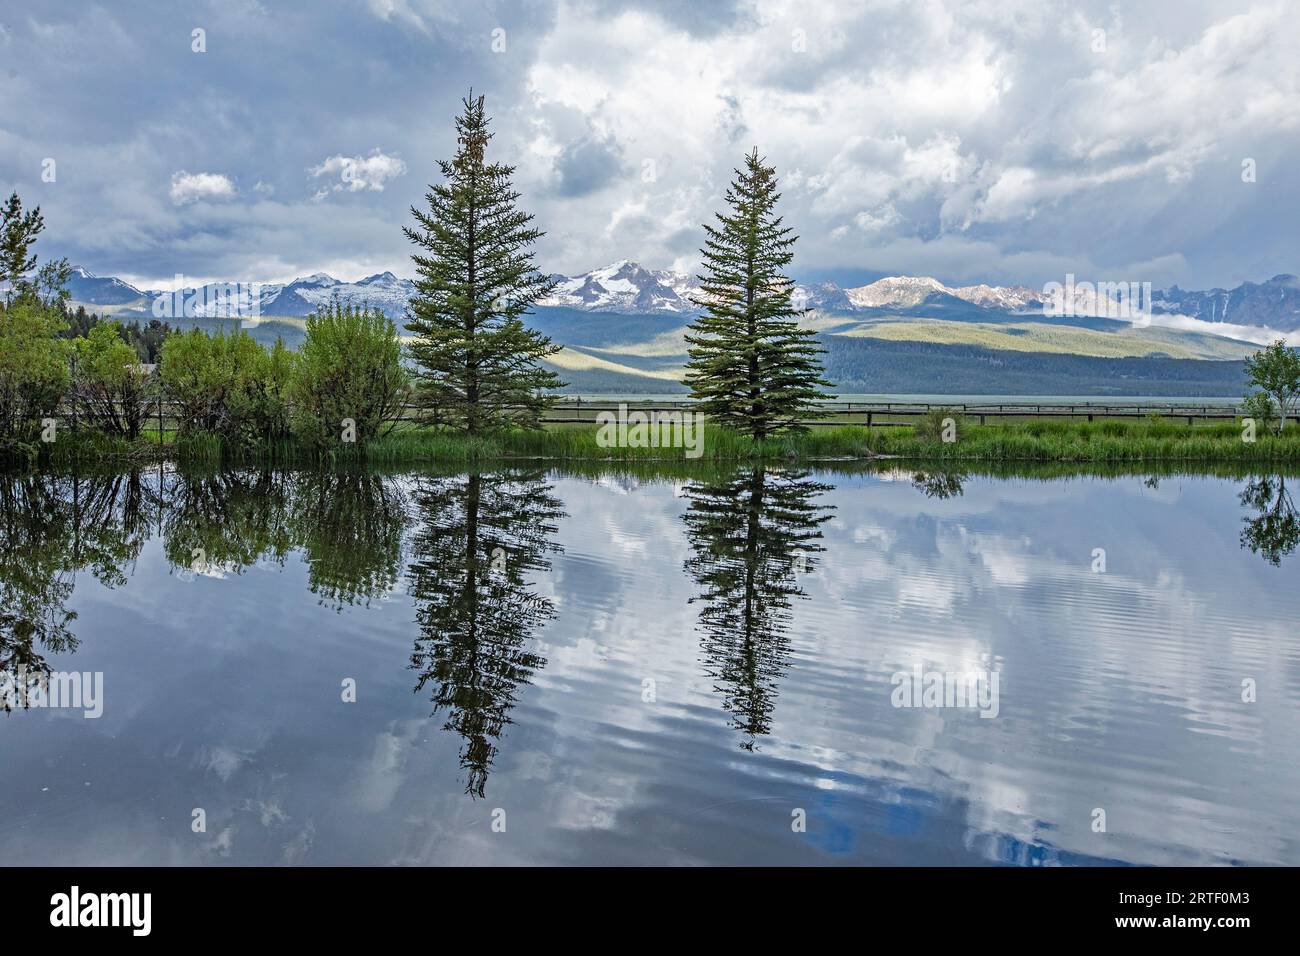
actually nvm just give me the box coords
[8,418,1300,470]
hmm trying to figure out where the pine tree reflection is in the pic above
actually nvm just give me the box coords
[682,466,833,749]
[406,470,564,797]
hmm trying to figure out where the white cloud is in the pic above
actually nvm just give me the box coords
[169,171,236,205]
[11,0,1300,288]
[512,0,1300,282]
[308,149,407,198]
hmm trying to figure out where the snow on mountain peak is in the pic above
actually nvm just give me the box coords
[293,272,337,286]
[845,276,948,309]
[541,260,695,313]
[64,258,1300,330]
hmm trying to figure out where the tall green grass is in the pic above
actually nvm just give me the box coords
[867,418,1300,463]
[9,416,1300,469]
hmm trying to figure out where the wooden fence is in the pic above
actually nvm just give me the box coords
[49,397,1248,438]
[540,399,1247,428]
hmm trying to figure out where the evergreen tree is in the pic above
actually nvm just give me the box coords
[684,149,834,439]
[404,93,563,435]
[0,192,42,304]
[0,192,70,308]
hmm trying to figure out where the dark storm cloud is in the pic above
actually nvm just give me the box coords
[551,133,624,197]
[0,0,1295,288]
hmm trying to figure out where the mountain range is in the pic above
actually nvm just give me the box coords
[60,262,1300,397]
[66,262,1300,333]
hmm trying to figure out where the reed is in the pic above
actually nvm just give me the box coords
[8,416,1300,469]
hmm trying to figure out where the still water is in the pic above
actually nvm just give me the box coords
[1,463,1297,865]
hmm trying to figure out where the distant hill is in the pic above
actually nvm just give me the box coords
[59,260,1292,396]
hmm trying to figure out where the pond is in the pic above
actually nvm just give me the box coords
[1,463,1297,865]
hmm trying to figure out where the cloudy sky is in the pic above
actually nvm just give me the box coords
[1,0,1297,290]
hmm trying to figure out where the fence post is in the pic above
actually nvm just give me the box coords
[158,395,163,446]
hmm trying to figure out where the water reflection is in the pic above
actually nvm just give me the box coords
[291,471,407,610]
[160,469,408,608]
[406,470,564,797]
[911,469,966,500]
[1238,474,1299,567]
[2,463,1299,865]
[0,473,150,709]
[162,469,296,574]
[682,466,833,748]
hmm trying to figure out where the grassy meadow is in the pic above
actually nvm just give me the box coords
[26,413,1300,468]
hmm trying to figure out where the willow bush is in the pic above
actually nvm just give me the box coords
[290,299,407,451]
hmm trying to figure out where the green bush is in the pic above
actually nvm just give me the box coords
[0,300,70,450]
[234,338,295,444]
[1242,391,1276,433]
[291,300,406,450]
[160,328,294,445]
[70,321,153,440]
[912,406,964,442]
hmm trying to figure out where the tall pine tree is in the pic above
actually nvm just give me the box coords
[684,149,834,439]
[404,94,563,435]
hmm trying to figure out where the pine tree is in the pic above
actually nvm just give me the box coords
[0,192,42,303]
[404,94,563,435]
[0,192,69,309]
[684,149,834,439]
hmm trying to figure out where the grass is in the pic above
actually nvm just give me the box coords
[864,417,1300,463]
[9,416,1300,469]
[346,417,1300,466]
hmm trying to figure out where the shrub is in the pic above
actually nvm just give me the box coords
[1244,340,1300,434]
[233,338,295,444]
[1242,391,1277,434]
[70,321,153,439]
[291,300,406,450]
[160,328,294,445]
[0,300,70,448]
[912,406,965,442]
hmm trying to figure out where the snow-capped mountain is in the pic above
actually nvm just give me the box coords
[541,260,698,313]
[541,266,1061,316]
[119,271,419,319]
[844,275,951,309]
[255,271,412,318]
[65,266,147,305]
[1154,274,1300,332]
[841,275,1051,312]
[948,282,1047,311]
[57,260,1300,332]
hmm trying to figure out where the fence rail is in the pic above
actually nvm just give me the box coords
[540,399,1247,427]
[48,398,1249,436]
